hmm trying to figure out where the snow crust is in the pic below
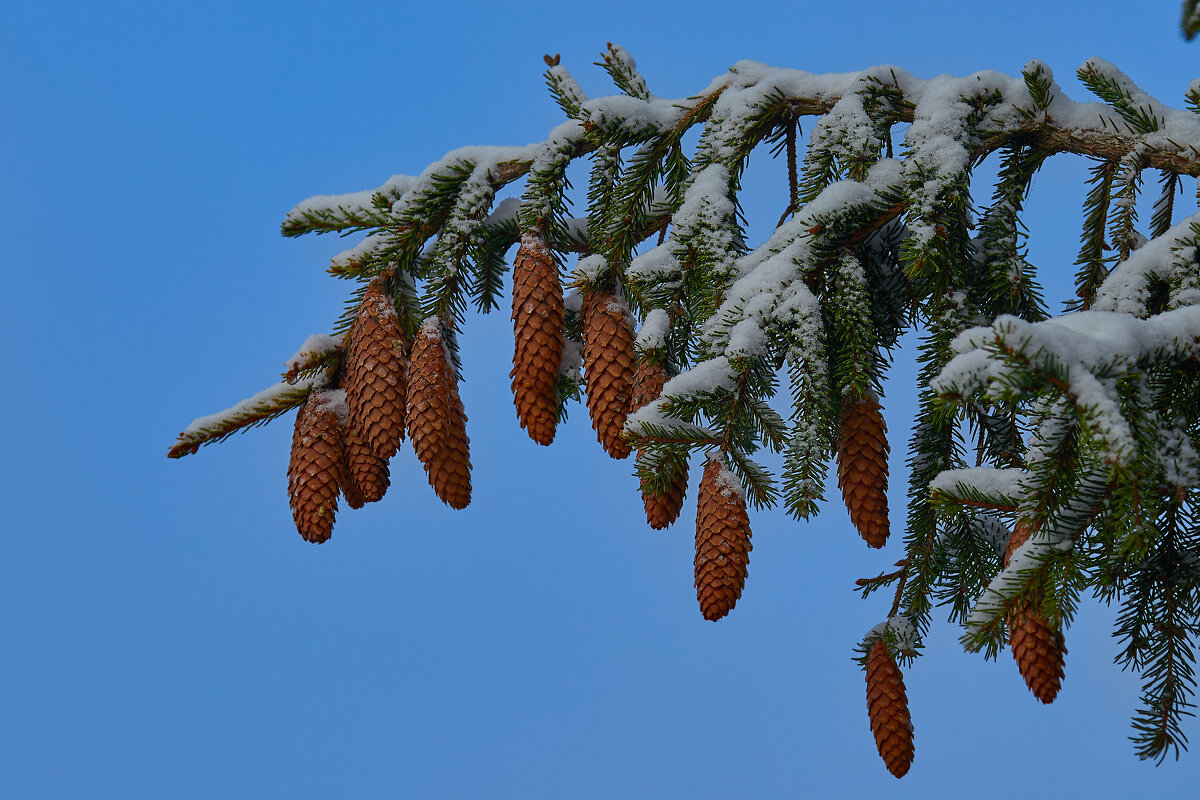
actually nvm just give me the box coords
[181,374,322,440]
[283,333,344,372]
[934,307,1200,464]
[636,308,670,351]
[929,467,1028,501]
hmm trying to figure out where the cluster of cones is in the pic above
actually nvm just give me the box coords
[287,280,472,543]
[508,229,745,621]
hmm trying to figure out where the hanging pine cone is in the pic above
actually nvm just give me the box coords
[342,421,390,504]
[1003,519,1033,568]
[631,357,687,528]
[345,280,409,459]
[510,228,565,446]
[406,320,472,509]
[1003,522,1066,704]
[837,393,890,548]
[582,291,635,460]
[866,638,915,779]
[287,390,345,543]
[694,457,752,621]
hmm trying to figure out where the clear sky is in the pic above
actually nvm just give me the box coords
[3,1,1198,797]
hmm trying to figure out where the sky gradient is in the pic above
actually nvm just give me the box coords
[4,1,1198,797]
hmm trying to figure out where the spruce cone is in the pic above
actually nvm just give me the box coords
[866,638,915,779]
[287,390,344,543]
[1004,522,1066,704]
[631,358,687,528]
[345,280,409,459]
[510,229,565,446]
[1003,520,1033,568]
[406,321,472,509]
[837,394,890,548]
[694,458,752,621]
[342,422,390,504]
[582,291,636,459]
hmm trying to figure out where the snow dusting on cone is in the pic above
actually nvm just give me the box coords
[582,291,636,459]
[630,357,687,528]
[694,456,752,621]
[287,389,346,543]
[866,638,915,779]
[837,393,890,548]
[1004,522,1066,704]
[406,320,472,509]
[510,228,565,446]
[345,280,409,459]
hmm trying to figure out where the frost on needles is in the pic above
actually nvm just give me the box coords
[171,45,1200,771]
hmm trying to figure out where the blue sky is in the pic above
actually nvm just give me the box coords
[3,1,1198,797]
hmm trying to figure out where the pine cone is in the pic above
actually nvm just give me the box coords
[866,638,915,779]
[631,358,687,528]
[1003,523,1066,704]
[1003,520,1033,568]
[510,229,565,446]
[345,280,409,459]
[342,422,390,504]
[837,394,890,548]
[582,291,635,459]
[694,458,752,621]
[406,321,472,509]
[287,390,344,543]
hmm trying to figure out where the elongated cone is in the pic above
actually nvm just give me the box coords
[287,391,343,543]
[342,422,390,504]
[1003,522,1066,704]
[510,229,565,446]
[837,394,890,548]
[866,638,915,778]
[694,458,752,621]
[346,281,409,459]
[630,358,687,528]
[338,457,366,509]
[582,291,636,459]
[406,321,472,509]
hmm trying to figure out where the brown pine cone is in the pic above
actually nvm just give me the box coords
[342,421,390,504]
[837,394,890,548]
[866,638,915,779]
[1003,523,1066,704]
[345,280,409,459]
[582,291,636,460]
[1003,520,1033,568]
[1009,598,1067,704]
[510,229,565,446]
[694,457,752,621]
[631,358,687,529]
[406,321,472,509]
[287,390,344,543]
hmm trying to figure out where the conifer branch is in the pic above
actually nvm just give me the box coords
[178,51,1200,765]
